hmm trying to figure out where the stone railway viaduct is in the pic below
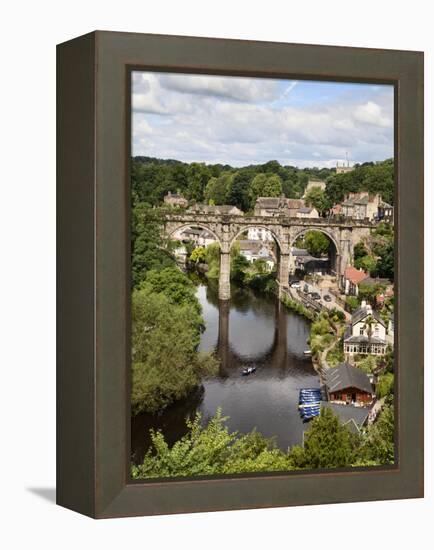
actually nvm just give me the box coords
[163,213,374,300]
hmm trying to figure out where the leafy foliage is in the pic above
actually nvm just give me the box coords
[289,407,359,469]
[358,404,395,465]
[131,204,177,289]
[376,373,394,399]
[304,230,331,257]
[304,186,330,215]
[131,409,291,478]
[325,159,394,206]
[132,286,217,415]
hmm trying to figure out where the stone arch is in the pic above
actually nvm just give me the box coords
[229,225,283,252]
[167,223,222,247]
[290,226,341,275]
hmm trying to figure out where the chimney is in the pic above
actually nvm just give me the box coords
[366,304,373,314]
[361,300,367,308]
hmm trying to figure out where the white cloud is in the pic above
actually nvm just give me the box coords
[159,73,280,102]
[132,72,394,167]
[354,101,392,128]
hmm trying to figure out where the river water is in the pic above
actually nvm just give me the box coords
[131,283,319,464]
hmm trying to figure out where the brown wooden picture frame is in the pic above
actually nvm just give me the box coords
[57,31,424,518]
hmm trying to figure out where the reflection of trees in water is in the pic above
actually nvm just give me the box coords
[206,280,275,317]
[217,298,295,378]
[131,385,205,464]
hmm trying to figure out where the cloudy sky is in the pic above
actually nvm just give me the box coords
[132,71,393,168]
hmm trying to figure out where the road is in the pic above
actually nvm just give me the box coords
[290,280,348,317]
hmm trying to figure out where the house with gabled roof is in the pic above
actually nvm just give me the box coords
[341,192,382,220]
[164,191,188,208]
[254,196,305,217]
[343,301,387,358]
[340,265,369,296]
[325,362,374,406]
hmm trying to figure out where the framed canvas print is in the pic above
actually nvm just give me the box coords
[57,31,424,518]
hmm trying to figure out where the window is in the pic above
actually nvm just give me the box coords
[359,327,364,335]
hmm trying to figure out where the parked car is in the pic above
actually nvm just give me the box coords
[311,292,321,300]
[323,294,332,302]
[290,281,301,289]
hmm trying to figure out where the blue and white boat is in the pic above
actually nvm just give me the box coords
[298,388,321,420]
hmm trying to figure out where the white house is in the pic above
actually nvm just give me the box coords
[175,227,216,247]
[238,240,275,270]
[247,227,274,241]
[344,301,387,358]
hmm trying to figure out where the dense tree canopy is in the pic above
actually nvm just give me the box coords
[131,157,394,215]
[132,283,217,415]
[325,159,394,206]
[131,404,393,479]
[304,186,330,215]
[304,230,331,257]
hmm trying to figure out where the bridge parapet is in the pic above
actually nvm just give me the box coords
[163,212,376,300]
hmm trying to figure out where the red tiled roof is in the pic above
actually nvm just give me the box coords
[344,266,369,285]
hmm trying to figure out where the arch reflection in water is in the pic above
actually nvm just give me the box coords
[131,283,319,464]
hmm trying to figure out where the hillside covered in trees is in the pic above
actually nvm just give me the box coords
[132,156,394,212]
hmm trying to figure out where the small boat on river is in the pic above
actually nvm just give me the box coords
[303,349,312,356]
[241,366,257,376]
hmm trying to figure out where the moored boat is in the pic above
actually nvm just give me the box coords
[241,366,257,376]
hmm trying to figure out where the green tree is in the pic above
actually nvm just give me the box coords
[354,254,377,274]
[186,162,211,202]
[362,314,376,348]
[304,186,329,215]
[204,172,232,205]
[304,230,330,257]
[189,246,207,264]
[227,169,255,211]
[358,405,395,465]
[249,173,268,206]
[140,267,201,312]
[357,355,377,374]
[358,283,386,307]
[131,204,175,288]
[354,242,368,260]
[374,241,394,281]
[132,409,291,479]
[345,296,360,312]
[263,174,283,197]
[376,373,394,399]
[289,407,359,469]
[131,288,217,415]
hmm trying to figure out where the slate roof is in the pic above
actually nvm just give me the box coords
[351,305,385,327]
[322,402,370,433]
[344,334,387,345]
[298,207,314,214]
[255,197,305,210]
[353,195,369,205]
[256,197,281,208]
[325,362,373,394]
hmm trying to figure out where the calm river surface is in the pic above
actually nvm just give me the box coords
[131,283,319,464]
